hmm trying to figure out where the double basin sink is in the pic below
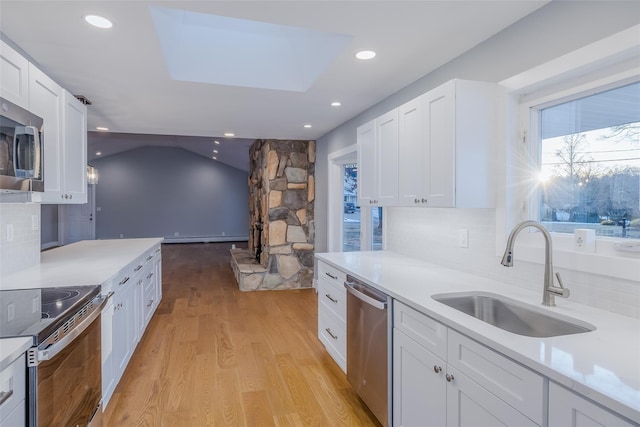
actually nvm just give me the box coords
[432,292,596,337]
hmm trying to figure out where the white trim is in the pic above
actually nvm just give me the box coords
[162,235,249,243]
[328,144,357,252]
[497,24,640,281]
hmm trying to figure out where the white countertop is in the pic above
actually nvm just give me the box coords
[1,238,163,290]
[0,337,32,371]
[316,250,640,424]
[0,238,163,375]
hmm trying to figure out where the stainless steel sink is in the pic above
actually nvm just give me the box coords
[432,292,596,337]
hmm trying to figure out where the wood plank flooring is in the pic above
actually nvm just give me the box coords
[104,243,380,427]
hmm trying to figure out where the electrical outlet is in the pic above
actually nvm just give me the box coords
[119,234,124,238]
[6,224,14,242]
[222,231,225,236]
[174,232,180,237]
[459,228,469,248]
[32,214,39,231]
[7,303,15,322]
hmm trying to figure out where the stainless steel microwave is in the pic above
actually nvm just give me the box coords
[0,97,44,192]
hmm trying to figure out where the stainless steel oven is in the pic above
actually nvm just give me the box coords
[0,286,109,426]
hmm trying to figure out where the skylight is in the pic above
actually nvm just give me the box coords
[150,6,353,92]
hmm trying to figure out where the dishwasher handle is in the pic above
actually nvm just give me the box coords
[344,281,387,310]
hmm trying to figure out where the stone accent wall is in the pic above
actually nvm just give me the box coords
[235,139,315,290]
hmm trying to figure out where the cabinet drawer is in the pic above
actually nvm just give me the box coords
[393,300,447,360]
[318,304,346,372]
[318,277,346,322]
[0,353,25,422]
[448,329,544,425]
[317,261,346,289]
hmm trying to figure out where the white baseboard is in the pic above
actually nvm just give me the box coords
[162,235,249,244]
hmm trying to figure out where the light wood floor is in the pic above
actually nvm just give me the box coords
[104,243,380,427]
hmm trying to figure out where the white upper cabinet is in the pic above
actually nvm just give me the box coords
[398,96,424,205]
[61,90,87,203]
[357,109,399,207]
[357,120,376,206]
[415,79,497,208]
[361,79,498,208]
[0,41,29,109]
[28,64,64,200]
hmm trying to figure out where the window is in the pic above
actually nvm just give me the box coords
[328,145,383,252]
[535,81,640,239]
[342,163,360,251]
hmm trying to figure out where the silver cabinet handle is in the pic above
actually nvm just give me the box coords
[147,300,154,307]
[134,264,143,272]
[325,328,338,340]
[433,366,442,373]
[0,389,14,405]
[147,273,153,279]
[446,374,455,382]
[325,294,338,303]
[119,276,130,286]
[146,255,153,261]
[324,272,337,280]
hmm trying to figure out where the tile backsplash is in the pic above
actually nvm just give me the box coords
[0,203,41,282]
[386,207,640,319]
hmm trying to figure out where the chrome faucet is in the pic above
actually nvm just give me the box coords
[501,220,570,307]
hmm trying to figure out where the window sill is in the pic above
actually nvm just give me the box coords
[510,233,640,282]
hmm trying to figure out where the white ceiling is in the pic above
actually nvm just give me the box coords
[0,1,549,171]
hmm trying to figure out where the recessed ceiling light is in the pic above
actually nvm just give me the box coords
[304,124,312,128]
[214,140,220,145]
[96,152,102,156]
[96,126,109,131]
[331,101,342,107]
[212,156,217,160]
[84,15,113,29]
[213,149,218,154]
[355,50,376,60]
[224,133,235,137]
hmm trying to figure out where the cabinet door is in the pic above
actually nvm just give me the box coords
[423,80,455,207]
[446,368,538,427]
[61,91,87,203]
[398,97,424,206]
[548,382,636,427]
[375,109,399,205]
[112,285,134,382]
[101,298,116,408]
[393,329,446,427]
[28,64,64,202]
[0,41,29,108]
[357,120,376,206]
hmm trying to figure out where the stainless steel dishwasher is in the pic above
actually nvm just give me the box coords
[345,275,392,427]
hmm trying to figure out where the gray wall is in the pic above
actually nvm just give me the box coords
[40,204,59,246]
[314,1,640,252]
[91,146,249,240]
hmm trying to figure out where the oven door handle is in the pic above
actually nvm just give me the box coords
[37,292,113,362]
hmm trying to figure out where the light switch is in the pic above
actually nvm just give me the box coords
[32,214,39,231]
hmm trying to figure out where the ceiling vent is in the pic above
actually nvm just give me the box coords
[74,95,92,105]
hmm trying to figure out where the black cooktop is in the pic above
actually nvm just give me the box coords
[0,285,101,344]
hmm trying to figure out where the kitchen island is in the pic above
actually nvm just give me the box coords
[0,238,164,415]
[316,250,640,426]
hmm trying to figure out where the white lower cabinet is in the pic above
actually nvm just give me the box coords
[317,260,347,372]
[0,353,26,426]
[393,300,541,427]
[102,243,162,410]
[548,382,636,427]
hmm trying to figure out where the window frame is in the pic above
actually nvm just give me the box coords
[497,24,640,282]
